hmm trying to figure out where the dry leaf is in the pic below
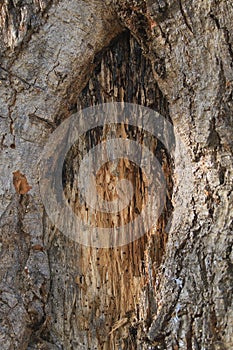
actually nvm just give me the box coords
[13,170,32,194]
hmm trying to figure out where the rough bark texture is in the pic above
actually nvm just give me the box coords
[0,1,232,349]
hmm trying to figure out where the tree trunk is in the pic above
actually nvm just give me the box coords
[0,1,232,349]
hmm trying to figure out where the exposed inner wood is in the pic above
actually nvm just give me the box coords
[56,31,174,349]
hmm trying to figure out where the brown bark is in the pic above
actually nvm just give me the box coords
[0,1,232,349]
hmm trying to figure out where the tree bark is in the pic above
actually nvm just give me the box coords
[0,1,232,349]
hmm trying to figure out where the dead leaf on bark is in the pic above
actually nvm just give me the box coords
[13,170,32,194]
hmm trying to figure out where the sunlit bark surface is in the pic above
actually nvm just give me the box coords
[0,1,232,349]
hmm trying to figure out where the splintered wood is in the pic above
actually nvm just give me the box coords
[59,32,173,349]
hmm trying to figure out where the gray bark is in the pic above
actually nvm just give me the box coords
[0,1,232,349]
